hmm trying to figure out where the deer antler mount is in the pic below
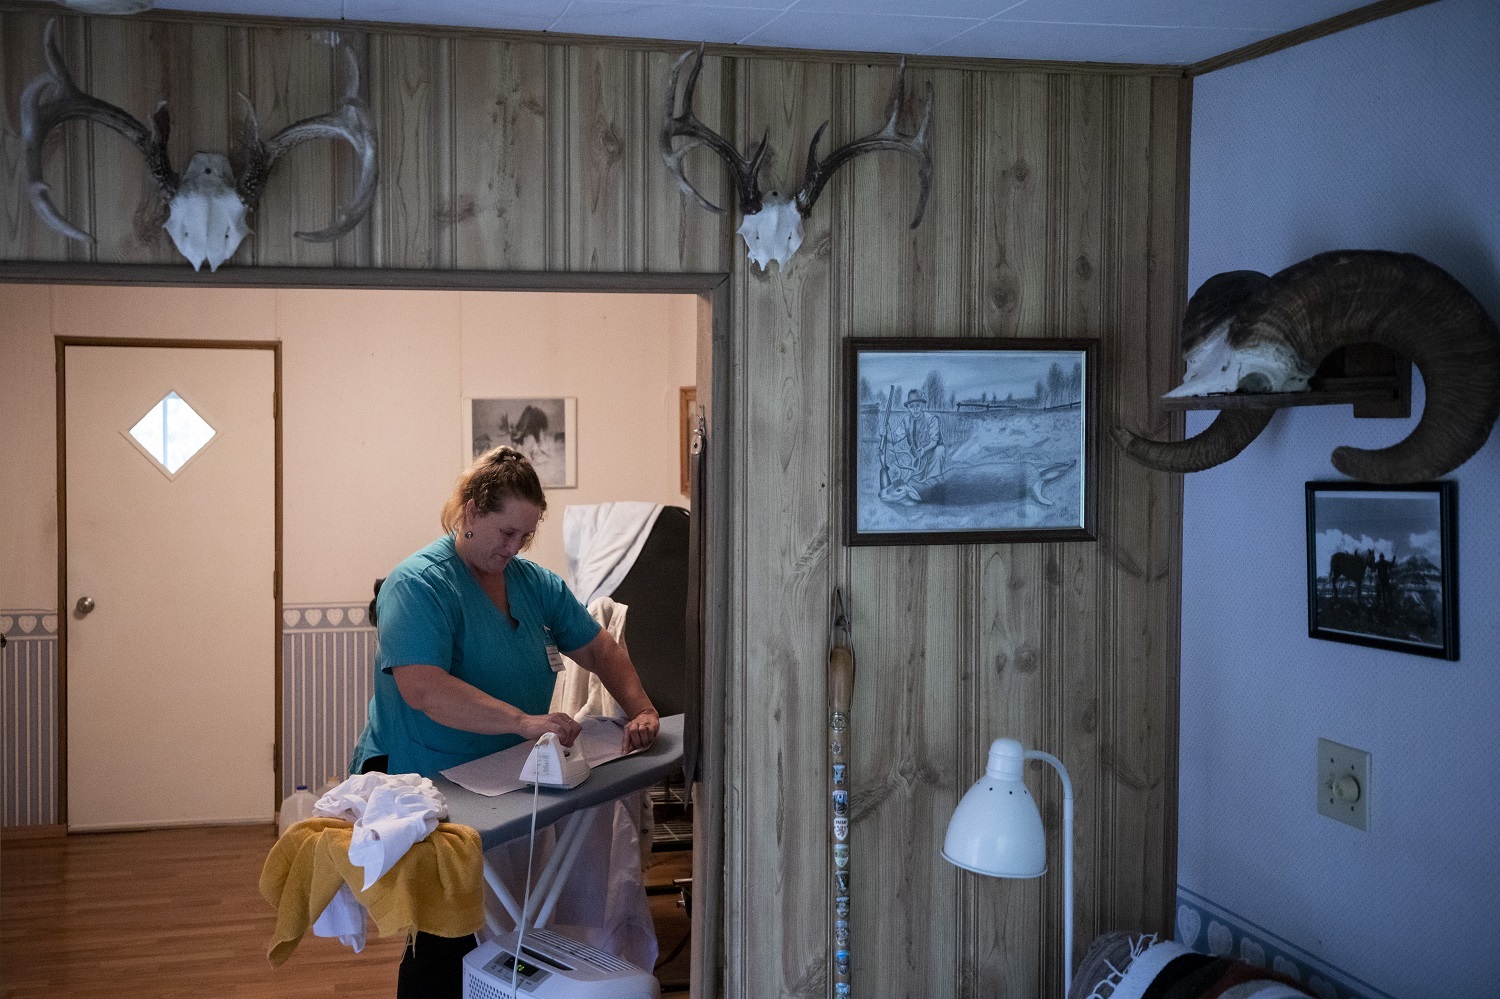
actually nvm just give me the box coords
[661,45,933,272]
[21,19,379,271]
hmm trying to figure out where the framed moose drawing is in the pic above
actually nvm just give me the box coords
[1305,481,1458,660]
[843,338,1097,546]
[465,397,578,488]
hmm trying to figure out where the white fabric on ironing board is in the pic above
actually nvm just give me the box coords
[551,598,627,720]
[563,502,662,607]
[551,597,655,867]
[527,501,660,967]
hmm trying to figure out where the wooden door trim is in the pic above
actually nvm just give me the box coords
[3,262,728,294]
[55,337,285,827]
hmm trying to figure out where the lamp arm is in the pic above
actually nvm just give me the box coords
[1026,750,1073,999]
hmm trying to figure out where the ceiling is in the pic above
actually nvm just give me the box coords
[138,0,1382,66]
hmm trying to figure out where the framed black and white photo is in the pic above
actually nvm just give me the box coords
[1305,481,1458,660]
[464,396,578,488]
[843,338,1097,546]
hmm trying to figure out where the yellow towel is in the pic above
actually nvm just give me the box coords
[259,816,484,966]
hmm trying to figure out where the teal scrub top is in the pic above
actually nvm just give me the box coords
[351,535,601,778]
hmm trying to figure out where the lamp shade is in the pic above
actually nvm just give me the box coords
[941,737,1046,878]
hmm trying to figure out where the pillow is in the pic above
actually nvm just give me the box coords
[1069,931,1312,999]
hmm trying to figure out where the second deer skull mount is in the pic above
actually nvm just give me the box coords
[21,19,378,271]
[661,45,933,271]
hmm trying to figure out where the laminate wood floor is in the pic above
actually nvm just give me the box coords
[1,824,407,998]
[3,825,695,998]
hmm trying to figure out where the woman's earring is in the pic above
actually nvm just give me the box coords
[464,531,474,539]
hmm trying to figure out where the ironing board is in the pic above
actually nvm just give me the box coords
[436,713,684,933]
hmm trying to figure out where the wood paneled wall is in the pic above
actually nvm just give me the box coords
[0,7,1188,997]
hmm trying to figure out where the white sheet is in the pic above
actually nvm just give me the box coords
[440,715,642,796]
[551,597,628,719]
[562,502,661,607]
[483,797,658,972]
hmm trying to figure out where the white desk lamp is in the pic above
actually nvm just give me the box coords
[941,737,1074,998]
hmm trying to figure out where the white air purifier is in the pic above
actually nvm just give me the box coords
[462,927,659,999]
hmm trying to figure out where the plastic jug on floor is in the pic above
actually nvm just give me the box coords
[277,786,317,837]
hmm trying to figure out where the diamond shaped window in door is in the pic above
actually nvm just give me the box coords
[127,391,217,476]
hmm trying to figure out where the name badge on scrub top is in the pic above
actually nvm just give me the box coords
[544,627,565,673]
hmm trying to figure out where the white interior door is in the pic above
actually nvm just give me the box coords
[65,344,276,830]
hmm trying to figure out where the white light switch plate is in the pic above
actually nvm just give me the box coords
[1317,737,1370,830]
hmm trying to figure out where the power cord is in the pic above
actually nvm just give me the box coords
[511,776,541,996]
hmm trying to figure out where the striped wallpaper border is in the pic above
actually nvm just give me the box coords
[3,604,376,826]
[1176,885,1396,999]
[280,603,376,799]
[2,610,59,827]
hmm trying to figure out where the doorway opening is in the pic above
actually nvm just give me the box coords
[1,267,729,999]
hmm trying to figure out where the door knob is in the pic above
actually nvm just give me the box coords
[75,596,95,616]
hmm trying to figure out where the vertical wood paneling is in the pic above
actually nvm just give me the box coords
[972,541,1048,997]
[1113,75,1188,932]
[847,546,963,997]
[451,37,549,270]
[330,30,373,269]
[566,45,636,271]
[248,28,334,268]
[1054,73,1106,993]
[84,19,192,265]
[979,71,1050,339]
[843,60,974,999]
[374,32,442,269]
[0,13,79,262]
[970,67,1054,999]
[0,12,1191,998]
[643,48,728,274]
[544,44,569,270]
[847,63,972,336]
[732,55,836,999]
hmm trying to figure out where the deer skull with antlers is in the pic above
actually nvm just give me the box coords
[21,20,378,272]
[661,45,933,271]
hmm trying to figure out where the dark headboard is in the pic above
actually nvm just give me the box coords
[609,506,691,719]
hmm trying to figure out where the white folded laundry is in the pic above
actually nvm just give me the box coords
[315,772,448,890]
[311,882,367,953]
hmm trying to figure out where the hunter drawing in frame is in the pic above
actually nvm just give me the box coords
[844,338,1098,546]
[1306,481,1458,660]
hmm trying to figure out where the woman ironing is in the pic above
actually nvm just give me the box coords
[352,445,659,997]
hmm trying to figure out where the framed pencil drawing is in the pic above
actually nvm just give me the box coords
[843,338,1097,546]
[1305,481,1458,660]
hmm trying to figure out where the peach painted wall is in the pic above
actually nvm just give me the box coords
[0,284,697,608]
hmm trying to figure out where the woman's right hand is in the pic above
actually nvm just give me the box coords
[516,711,583,747]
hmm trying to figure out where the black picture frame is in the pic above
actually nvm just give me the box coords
[843,337,1098,546]
[1305,480,1458,660]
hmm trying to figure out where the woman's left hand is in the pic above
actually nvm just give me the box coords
[623,707,660,753]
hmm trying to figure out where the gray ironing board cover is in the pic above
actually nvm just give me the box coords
[436,713,684,851]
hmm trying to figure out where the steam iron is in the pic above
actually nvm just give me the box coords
[519,732,591,790]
